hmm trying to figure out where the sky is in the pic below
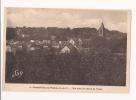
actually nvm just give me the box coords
[6,8,129,33]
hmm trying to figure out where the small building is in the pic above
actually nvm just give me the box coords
[69,38,75,45]
[6,45,12,53]
[30,40,35,43]
[60,46,70,54]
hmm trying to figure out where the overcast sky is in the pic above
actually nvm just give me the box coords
[6,8,129,33]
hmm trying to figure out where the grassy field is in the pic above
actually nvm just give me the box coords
[5,49,126,86]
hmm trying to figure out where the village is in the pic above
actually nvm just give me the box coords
[6,36,83,55]
[5,22,127,85]
[6,22,105,56]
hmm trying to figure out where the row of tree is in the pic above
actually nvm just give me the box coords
[6,27,126,40]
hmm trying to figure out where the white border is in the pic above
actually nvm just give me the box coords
[1,0,136,100]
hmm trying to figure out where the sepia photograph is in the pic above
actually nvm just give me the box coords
[3,8,131,92]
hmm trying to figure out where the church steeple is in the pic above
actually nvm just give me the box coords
[98,22,105,37]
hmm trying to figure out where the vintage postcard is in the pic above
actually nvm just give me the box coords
[2,8,131,93]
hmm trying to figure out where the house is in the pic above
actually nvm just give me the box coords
[60,46,70,54]
[60,43,79,55]
[29,47,36,51]
[43,45,48,48]
[30,40,35,43]
[6,45,12,53]
[6,45,16,56]
[58,40,67,48]
[69,38,75,45]
[59,41,62,45]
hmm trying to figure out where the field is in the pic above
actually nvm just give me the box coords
[6,49,126,86]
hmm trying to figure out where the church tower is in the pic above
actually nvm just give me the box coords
[98,22,105,37]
